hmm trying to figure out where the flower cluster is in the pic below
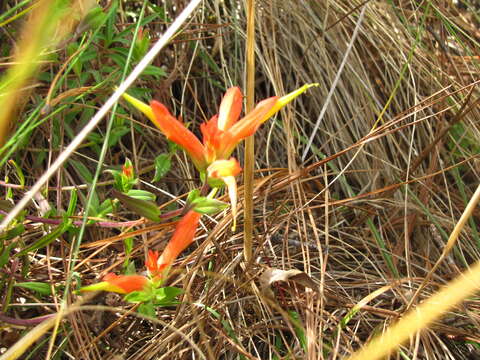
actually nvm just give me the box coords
[80,84,316,299]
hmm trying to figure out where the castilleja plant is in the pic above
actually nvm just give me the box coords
[79,84,317,316]
[79,210,202,315]
[121,83,317,228]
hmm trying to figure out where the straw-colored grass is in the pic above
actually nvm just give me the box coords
[1,0,479,359]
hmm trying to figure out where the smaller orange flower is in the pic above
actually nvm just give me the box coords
[79,273,149,294]
[102,273,149,294]
[156,210,202,277]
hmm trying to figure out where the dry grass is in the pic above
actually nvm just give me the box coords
[1,0,480,359]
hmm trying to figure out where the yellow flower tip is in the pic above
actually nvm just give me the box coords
[121,91,156,123]
[78,281,115,293]
[276,83,318,108]
[262,83,318,122]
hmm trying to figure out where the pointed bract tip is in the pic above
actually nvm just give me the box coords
[121,92,156,123]
[262,83,319,122]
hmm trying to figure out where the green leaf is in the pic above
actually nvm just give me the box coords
[83,5,107,30]
[124,290,152,303]
[143,65,166,78]
[66,189,77,217]
[85,191,100,217]
[67,42,82,77]
[107,125,130,147]
[0,223,24,242]
[124,237,134,255]
[186,189,201,204]
[8,160,25,187]
[110,53,126,68]
[113,190,161,222]
[138,301,156,318]
[191,197,228,215]
[69,159,93,183]
[289,311,307,351]
[14,282,52,296]
[107,168,124,192]
[16,221,71,256]
[152,154,171,182]
[124,259,136,275]
[0,242,16,268]
[126,189,156,202]
[206,176,225,189]
[153,286,183,305]
[95,199,114,218]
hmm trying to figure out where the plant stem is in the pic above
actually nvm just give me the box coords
[0,312,54,327]
[243,0,255,263]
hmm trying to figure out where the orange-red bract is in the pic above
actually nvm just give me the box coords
[150,101,207,170]
[145,249,160,278]
[101,273,149,294]
[156,210,202,275]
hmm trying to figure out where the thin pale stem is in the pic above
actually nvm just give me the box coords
[243,0,255,263]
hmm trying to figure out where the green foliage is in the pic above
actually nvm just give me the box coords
[113,190,161,221]
[108,158,138,193]
[125,286,183,305]
[7,160,25,187]
[125,286,184,318]
[0,241,17,268]
[188,189,228,215]
[448,122,480,159]
[126,189,156,202]
[16,220,71,257]
[14,281,53,296]
[82,5,108,30]
[288,311,307,352]
[152,153,172,182]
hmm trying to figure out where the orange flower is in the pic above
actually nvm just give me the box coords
[121,84,317,230]
[156,210,202,276]
[122,84,317,172]
[79,273,149,294]
[78,213,203,294]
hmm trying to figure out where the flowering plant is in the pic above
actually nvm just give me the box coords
[79,84,317,316]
